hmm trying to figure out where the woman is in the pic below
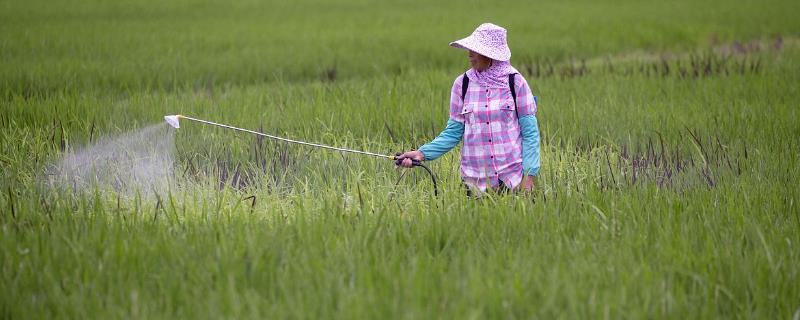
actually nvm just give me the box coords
[397,23,541,194]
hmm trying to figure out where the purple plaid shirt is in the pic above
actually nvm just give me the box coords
[449,73,537,191]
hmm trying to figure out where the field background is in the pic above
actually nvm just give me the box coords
[2,0,800,318]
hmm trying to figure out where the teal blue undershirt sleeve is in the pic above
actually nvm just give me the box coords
[418,119,464,161]
[519,115,541,176]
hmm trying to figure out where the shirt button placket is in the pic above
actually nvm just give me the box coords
[486,88,498,176]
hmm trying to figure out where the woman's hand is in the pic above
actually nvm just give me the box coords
[395,150,424,168]
[521,175,536,192]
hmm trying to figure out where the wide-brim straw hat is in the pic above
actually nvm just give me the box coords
[449,23,511,61]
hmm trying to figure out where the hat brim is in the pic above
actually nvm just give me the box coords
[449,37,511,61]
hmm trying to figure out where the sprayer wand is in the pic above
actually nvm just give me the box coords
[164,115,438,196]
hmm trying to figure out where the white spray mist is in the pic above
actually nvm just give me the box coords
[47,123,176,197]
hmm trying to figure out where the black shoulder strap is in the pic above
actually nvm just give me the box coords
[509,73,518,119]
[461,73,469,102]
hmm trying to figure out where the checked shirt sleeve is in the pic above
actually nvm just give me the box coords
[448,75,467,123]
[513,74,537,117]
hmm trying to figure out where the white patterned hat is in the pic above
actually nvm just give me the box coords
[449,23,511,61]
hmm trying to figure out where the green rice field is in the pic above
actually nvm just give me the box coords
[2,0,799,318]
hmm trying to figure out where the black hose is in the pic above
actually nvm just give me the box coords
[412,161,438,197]
[394,154,438,197]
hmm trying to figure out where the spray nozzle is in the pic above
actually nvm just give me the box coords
[164,115,182,129]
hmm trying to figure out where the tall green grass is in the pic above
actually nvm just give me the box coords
[2,0,799,92]
[2,0,799,318]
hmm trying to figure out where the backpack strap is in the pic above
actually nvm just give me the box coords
[509,73,518,119]
[461,73,469,102]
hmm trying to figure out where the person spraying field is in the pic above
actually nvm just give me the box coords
[396,23,541,195]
